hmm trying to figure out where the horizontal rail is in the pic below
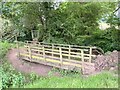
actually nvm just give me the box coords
[22,47,96,57]
[24,45,89,51]
[20,52,94,65]
[26,41,97,49]
[20,53,83,67]
[21,51,95,59]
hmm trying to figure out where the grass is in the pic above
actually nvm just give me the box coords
[25,71,118,88]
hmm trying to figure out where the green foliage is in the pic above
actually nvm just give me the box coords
[0,42,25,88]
[46,2,103,44]
[26,72,41,84]
[0,41,16,58]
[0,41,10,58]
[85,28,120,52]
[0,41,43,89]
[50,68,82,77]
[1,66,25,88]
[1,2,119,52]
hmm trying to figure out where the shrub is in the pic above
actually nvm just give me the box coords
[84,28,120,52]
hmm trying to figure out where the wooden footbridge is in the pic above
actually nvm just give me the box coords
[18,41,104,74]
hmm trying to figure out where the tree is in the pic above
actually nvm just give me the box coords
[1,2,119,52]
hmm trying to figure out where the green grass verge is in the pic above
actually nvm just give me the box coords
[25,71,118,88]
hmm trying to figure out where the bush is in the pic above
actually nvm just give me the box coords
[84,28,120,52]
[0,41,25,88]
[0,41,42,89]
[0,57,25,88]
[0,41,16,58]
[1,67,25,88]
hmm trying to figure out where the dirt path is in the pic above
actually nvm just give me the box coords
[7,48,60,76]
[6,48,119,77]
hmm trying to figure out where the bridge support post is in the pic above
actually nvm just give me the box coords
[43,46,46,64]
[28,45,32,62]
[81,50,84,74]
[59,47,63,66]
[68,45,71,60]
[52,44,54,59]
[16,41,20,60]
[89,47,92,63]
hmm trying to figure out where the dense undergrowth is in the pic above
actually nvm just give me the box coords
[0,41,118,89]
[0,41,41,89]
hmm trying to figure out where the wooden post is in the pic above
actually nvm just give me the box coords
[26,41,29,53]
[39,42,41,46]
[16,41,20,60]
[52,44,54,59]
[28,45,32,62]
[43,46,46,61]
[27,41,28,45]
[89,47,92,63]
[15,33,20,59]
[38,42,40,54]
[68,45,71,60]
[59,47,63,65]
[81,50,84,74]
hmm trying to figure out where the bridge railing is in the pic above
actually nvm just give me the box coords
[19,41,98,72]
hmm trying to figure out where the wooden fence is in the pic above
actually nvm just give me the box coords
[19,41,102,72]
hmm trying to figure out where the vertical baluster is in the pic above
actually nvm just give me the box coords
[16,41,20,60]
[52,44,54,59]
[89,47,92,63]
[68,45,71,60]
[81,50,84,74]
[43,46,46,62]
[59,47,63,65]
[28,45,32,62]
